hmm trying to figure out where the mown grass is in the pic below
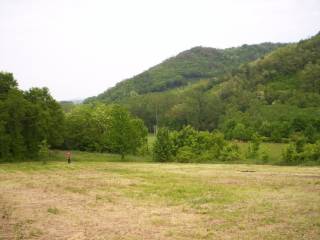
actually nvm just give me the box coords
[0,153,319,239]
[101,165,244,207]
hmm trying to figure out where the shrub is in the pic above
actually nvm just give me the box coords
[300,141,320,162]
[153,127,173,162]
[171,126,198,155]
[246,134,261,159]
[153,125,241,163]
[221,143,241,161]
[175,146,197,163]
[282,140,320,165]
[282,143,299,164]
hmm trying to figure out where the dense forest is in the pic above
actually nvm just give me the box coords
[1,33,320,164]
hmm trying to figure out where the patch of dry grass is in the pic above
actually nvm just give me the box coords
[0,160,319,239]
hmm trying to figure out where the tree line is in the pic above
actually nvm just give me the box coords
[0,72,64,160]
[0,72,147,161]
[1,34,319,164]
[152,125,320,165]
[1,71,319,165]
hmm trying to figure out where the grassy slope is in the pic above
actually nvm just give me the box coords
[0,156,319,239]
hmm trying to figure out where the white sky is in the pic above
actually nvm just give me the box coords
[0,0,319,101]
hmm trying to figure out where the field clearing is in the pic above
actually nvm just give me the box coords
[0,155,320,239]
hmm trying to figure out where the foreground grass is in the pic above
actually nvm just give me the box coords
[0,152,319,239]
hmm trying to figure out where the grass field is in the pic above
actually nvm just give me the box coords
[1,151,320,239]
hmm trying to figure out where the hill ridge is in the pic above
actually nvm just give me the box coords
[86,42,284,103]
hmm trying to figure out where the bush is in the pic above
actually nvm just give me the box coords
[154,125,241,163]
[153,127,173,162]
[246,134,261,159]
[282,140,320,165]
[175,146,197,163]
[171,126,198,155]
[300,141,320,162]
[282,143,298,164]
[290,133,307,153]
[221,143,241,161]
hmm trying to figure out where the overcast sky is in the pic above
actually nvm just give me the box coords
[0,0,319,101]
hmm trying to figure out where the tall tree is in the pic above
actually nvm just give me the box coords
[0,72,65,161]
[107,105,147,159]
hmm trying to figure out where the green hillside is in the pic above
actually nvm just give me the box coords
[86,33,320,143]
[212,32,320,141]
[87,43,284,102]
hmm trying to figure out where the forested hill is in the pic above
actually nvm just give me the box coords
[205,32,320,141]
[83,33,320,143]
[86,42,284,103]
[216,31,320,106]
